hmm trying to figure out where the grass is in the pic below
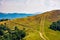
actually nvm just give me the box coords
[24,31,43,40]
[0,10,60,40]
[44,20,60,40]
[1,18,60,40]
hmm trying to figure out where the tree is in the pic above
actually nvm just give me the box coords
[0,24,7,36]
[49,20,60,31]
[14,26,26,40]
[0,24,26,40]
[0,19,9,22]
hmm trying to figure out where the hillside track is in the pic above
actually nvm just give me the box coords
[40,15,49,40]
[0,17,49,40]
[9,18,49,40]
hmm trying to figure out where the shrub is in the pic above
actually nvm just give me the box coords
[49,20,60,31]
[0,24,26,40]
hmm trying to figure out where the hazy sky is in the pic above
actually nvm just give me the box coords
[0,0,60,13]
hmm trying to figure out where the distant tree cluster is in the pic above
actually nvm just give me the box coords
[49,20,60,31]
[0,19,9,22]
[0,24,26,40]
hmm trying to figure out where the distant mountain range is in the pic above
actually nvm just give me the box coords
[0,13,35,19]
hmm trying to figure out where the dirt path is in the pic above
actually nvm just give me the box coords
[39,32,46,40]
[9,17,49,40]
[39,16,49,40]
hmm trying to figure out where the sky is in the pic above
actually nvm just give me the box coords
[0,0,60,14]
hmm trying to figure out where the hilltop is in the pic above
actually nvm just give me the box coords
[0,10,60,40]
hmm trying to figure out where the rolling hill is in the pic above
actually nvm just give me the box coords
[0,10,60,40]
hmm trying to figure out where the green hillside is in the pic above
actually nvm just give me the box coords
[0,10,60,40]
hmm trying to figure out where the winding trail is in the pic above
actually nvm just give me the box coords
[39,32,46,40]
[7,16,49,40]
[39,15,49,40]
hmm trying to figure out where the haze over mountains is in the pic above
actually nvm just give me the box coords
[0,12,35,19]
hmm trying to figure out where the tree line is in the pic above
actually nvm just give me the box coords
[0,19,9,22]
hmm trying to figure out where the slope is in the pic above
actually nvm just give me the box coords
[0,10,60,40]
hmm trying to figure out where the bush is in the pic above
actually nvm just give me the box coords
[0,19,9,22]
[0,24,26,40]
[49,20,60,31]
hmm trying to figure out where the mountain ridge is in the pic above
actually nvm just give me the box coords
[0,13,35,19]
